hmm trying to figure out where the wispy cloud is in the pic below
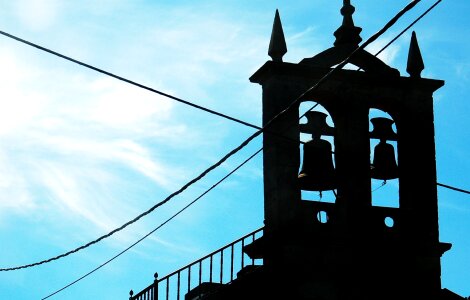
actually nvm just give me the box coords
[14,0,63,31]
[0,2,323,254]
[364,36,401,67]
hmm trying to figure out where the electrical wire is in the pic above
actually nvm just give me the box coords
[0,30,315,148]
[0,1,442,149]
[45,123,470,299]
[357,0,442,71]
[0,125,263,271]
[40,149,262,299]
[0,30,259,131]
[0,0,422,274]
[437,182,470,195]
[372,0,442,60]
[372,180,387,192]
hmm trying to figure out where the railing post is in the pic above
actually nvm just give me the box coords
[129,289,134,300]
[153,272,159,300]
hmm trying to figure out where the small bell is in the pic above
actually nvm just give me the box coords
[370,117,398,180]
[298,111,336,191]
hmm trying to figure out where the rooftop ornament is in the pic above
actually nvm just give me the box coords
[333,0,363,47]
[406,31,425,78]
[268,9,287,62]
[299,0,400,76]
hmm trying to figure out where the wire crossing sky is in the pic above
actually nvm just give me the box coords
[0,1,468,299]
[0,29,261,131]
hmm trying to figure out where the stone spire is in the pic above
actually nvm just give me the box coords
[333,0,362,47]
[406,31,425,78]
[268,9,287,62]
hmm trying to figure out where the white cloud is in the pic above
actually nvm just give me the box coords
[364,36,401,67]
[0,2,323,251]
[0,149,35,213]
[87,78,173,128]
[14,0,62,31]
[0,49,48,135]
[0,40,184,232]
[455,63,470,82]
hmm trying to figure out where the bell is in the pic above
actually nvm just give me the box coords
[371,141,398,180]
[298,137,336,191]
[300,111,334,136]
[370,117,397,140]
[370,117,398,180]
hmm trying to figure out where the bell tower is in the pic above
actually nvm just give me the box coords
[249,1,454,299]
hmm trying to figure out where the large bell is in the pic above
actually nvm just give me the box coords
[299,138,336,191]
[371,141,399,180]
[370,117,399,180]
[298,111,336,191]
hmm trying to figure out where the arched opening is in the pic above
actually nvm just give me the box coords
[298,101,336,203]
[369,108,399,208]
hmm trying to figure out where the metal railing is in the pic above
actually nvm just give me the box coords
[129,227,264,300]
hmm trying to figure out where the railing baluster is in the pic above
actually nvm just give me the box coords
[153,273,158,300]
[177,272,181,300]
[230,245,234,281]
[209,255,213,282]
[251,234,255,265]
[198,260,202,286]
[166,278,169,300]
[241,239,245,269]
[188,265,191,293]
[220,250,224,283]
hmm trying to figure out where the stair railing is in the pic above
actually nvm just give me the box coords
[129,226,264,300]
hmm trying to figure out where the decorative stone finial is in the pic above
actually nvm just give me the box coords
[406,31,425,78]
[268,9,287,62]
[333,0,362,47]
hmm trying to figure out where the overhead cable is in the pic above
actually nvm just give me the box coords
[0,30,259,131]
[0,1,442,145]
[40,149,262,299]
[437,182,470,195]
[373,0,442,59]
[0,30,316,147]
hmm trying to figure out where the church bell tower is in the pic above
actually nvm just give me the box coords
[249,1,454,299]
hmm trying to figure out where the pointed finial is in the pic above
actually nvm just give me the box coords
[406,31,425,78]
[268,9,287,62]
[333,0,362,47]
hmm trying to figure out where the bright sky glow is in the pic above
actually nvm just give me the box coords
[0,1,468,299]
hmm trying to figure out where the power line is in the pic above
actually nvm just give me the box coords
[373,0,442,59]
[40,149,262,299]
[0,1,442,148]
[0,29,315,148]
[437,182,470,195]
[0,30,259,131]
[0,0,421,274]
[45,129,470,298]
[0,125,263,271]
[0,1,442,142]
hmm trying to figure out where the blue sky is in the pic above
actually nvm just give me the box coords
[0,0,468,299]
